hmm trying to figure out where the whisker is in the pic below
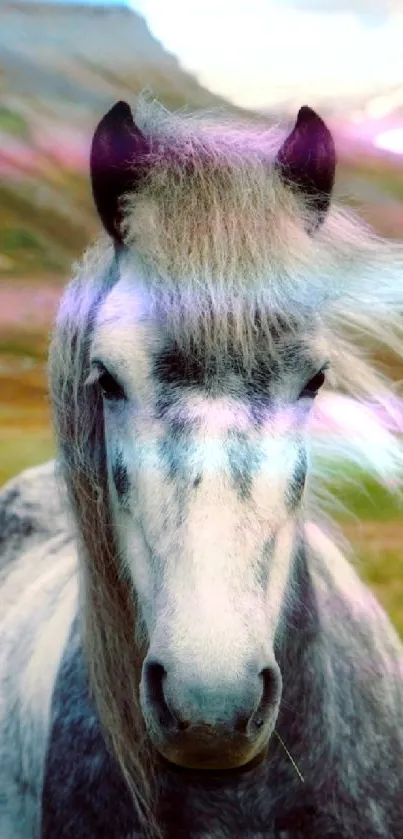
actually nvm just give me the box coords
[273,729,305,783]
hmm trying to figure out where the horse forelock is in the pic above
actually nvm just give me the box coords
[119,105,322,360]
[114,101,403,409]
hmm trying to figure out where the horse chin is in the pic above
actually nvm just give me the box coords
[155,742,269,776]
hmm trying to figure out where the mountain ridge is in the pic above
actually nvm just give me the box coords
[0,1,237,278]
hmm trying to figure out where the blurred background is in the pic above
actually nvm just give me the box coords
[0,0,402,630]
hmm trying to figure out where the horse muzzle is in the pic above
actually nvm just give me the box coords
[140,656,282,770]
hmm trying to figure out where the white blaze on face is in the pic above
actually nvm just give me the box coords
[91,273,309,671]
[151,398,300,680]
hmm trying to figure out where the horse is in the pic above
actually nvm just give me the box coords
[1,95,403,839]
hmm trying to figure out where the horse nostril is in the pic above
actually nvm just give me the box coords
[144,659,178,731]
[234,665,280,734]
[234,711,251,734]
[250,666,281,731]
[143,657,281,738]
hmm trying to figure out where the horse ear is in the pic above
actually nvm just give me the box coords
[275,106,336,229]
[90,100,149,243]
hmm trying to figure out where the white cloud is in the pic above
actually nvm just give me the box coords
[280,0,401,13]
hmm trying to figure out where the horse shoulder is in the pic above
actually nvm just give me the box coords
[0,462,78,839]
[0,460,71,572]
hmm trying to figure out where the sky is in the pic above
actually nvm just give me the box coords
[29,1,403,114]
[127,0,403,112]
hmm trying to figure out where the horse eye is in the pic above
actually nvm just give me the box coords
[98,370,125,401]
[299,369,326,399]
